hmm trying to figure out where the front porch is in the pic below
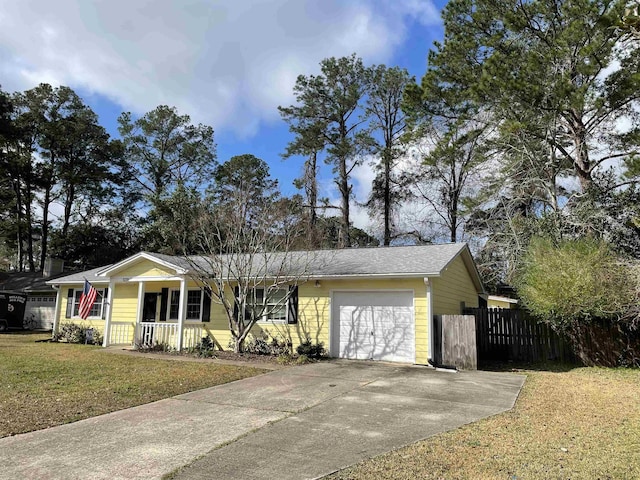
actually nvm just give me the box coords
[99,258,212,351]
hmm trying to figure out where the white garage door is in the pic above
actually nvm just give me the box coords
[24,295,56,330]
[332,291,415,363]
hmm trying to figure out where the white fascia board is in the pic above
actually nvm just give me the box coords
[46,280,110,286]
[308,272,442,280]
[488,295,519,304]
[116,275,185,283]
[97,252,187,277]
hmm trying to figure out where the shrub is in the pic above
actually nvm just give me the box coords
[516,237,640,366]
[295,354,310,365]
[194,336,216,358]
[516,237,634,329]
[135,342,173,352]
[244,331,292,356]
[296,339,325,359]
[276,353,293,364]
[53,323,102,345]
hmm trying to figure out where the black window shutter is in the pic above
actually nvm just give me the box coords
[65,288,74,318]
[202,288,211,322]
[287,286,298,324]
[101,287,109,319]
[233,286,239,321]
[159,288,168,321]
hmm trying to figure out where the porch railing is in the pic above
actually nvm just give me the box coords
[135,322,204,350]
[183,324,204,349]
[109,321,134,345]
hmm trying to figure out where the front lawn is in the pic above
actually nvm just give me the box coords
[0,332,265,437]
[328,366,640,480]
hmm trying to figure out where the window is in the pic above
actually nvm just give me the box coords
[167,289,202,321]
[72,289,105,318]
[247,288,288,323]
[168,290,180,320]
[186,290,202,320]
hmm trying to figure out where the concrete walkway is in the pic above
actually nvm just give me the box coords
[0,361,525,480]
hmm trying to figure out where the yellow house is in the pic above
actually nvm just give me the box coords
[47,243,483,365]
[487,295,519,309]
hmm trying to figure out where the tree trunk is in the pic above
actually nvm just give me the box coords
[62,183,74,238]
[337,117,352,248]
[338,159,351,248]
[304,151,319,247]
[233,337,245,353]
[40,185,51,271]
[13,179,24,272]
[23,181,35,272]
[568,116,593,193]
[383,150,391,246]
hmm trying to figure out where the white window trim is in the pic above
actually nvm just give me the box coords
[167,288,203,322]
[249,287,289,324]
[71,288,106,319]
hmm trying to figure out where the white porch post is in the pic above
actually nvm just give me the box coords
[176,277,187,351]
[102,279,115,347]
[51,286,62,339]
[135,281,146,345]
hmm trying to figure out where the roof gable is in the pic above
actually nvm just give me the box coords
[97,252,187,277]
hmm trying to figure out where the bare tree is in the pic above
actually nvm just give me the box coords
[186,169,319,353]
[189,206,316,353]
[405,114,492,243]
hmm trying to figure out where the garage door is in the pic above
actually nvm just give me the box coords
[332,291,415,363]
[24,295,56,330]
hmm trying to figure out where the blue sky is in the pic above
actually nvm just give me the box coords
[0,0,446,230]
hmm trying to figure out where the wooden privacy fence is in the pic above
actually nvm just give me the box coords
[433,315,477,370]
[464,307,574,364]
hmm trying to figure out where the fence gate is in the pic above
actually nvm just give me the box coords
[433,314,477,370]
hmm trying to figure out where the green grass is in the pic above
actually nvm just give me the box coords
[328,365,640,480]
[0,332,266,437]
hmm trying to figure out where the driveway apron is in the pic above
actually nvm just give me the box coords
[0,361,525,480]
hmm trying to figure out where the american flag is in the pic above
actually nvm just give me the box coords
[78,280,98,320]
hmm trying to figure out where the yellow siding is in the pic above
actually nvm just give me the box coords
[487,298,518,309]
[202,278,430,364]
[57,285,107,336]
[116,259,176,278]
[431,255,480,315]
[108,283,138,342]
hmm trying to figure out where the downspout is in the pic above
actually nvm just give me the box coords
[424,277,433,364]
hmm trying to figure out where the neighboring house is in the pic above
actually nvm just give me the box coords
[47,243,484,365]
[0,258,67,330]
[487,295,519,309]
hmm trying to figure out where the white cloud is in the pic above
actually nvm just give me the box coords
[0,0,438,136]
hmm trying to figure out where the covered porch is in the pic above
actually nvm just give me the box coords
[98,254,212,351]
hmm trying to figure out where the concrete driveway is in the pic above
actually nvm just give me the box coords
[0,361,525,480]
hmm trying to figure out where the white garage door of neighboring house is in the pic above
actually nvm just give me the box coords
[332,291,415,363]
[24,295,56,330]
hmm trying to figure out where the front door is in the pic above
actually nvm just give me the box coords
[139,292,158,347]
[142,293,158,322]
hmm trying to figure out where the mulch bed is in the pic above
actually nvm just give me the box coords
[210,350,285,365]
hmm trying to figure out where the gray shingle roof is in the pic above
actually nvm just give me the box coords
[0,270,70,292]
[301,243,467,276]
[48,243,477,284]
[46,266,112,284]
